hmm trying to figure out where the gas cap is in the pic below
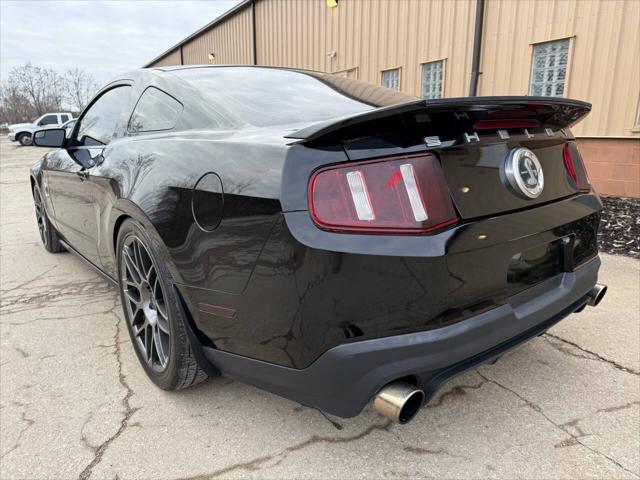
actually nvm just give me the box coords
[192,172,224,232]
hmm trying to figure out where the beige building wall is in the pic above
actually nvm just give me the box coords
[146,0,640,197]
[480,0,640,138]
[255,0,476,98]
[151,48,182,67]
[182,7,253,65]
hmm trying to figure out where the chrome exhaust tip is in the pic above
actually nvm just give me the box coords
[586,283,607,307]
[373,381,425,424]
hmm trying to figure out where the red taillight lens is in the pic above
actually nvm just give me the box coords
[563,142,590,192]
[309,153,458,234]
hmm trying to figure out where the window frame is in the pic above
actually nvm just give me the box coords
[127,86,184,134]
[380,67,402,91]
[70,81,134,147]
[420,58,446,100]
[528,36,574,98]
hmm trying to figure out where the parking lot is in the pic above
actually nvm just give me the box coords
[0,136,638,480]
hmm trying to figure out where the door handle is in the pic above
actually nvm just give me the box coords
[76,170,89,182]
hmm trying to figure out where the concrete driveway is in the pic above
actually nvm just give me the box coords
[1,137,639,480]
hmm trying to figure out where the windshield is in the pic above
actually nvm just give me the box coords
[174,67,413,127]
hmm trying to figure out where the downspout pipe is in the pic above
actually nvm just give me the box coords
[469,0,485,96]
[252,0,257,65]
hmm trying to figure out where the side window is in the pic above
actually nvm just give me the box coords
[530,38,570,97]
[76,86,132,146]
[128,87,183,133]
[60,114,70,123]
[39,115,58,126]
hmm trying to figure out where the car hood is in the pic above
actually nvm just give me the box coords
[8,123,34,130]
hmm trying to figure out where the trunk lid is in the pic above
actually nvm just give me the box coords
[287,96,591,220]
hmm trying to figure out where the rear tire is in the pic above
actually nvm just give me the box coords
[33,184,65,253]
[116,219,207,390]
[18,133,32,146]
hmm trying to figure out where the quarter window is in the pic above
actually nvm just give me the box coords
[381,69,400,91]
[76,86,132,146]
[129,87,183,133]
[64,120,76,138]
[530,39,570,97]
[39,115,58,126]
[421,60,444,99]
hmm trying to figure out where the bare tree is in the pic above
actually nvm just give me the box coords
[64,68,99,113]
[0,63,65,123]
[0,63,102,123]
[9,63,64,115]
[0,83,35,124]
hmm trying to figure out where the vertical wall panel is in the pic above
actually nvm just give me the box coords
[254,0,476,99]
[181,7,252,65]
[147,0,639,139]
[481,0,640,137]
[152,49,181,67]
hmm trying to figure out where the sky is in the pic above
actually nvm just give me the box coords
[0,0,241,86]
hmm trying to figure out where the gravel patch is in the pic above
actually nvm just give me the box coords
[598,196,639,259]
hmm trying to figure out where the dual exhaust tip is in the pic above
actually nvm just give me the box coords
[374,283,607,425]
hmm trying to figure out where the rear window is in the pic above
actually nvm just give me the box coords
[174,67,379,127]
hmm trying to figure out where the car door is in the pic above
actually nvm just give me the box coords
[45,85,134,266]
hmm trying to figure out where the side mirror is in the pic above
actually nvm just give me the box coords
[33,129,66,148]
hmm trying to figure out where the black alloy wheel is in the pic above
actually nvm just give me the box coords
[33,184,64,253]
[34,186,48,247]
[121,236,171,371]
[116,219,208,390]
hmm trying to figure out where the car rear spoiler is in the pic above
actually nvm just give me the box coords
[285,96,592,144]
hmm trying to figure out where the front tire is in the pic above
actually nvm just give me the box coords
[116,219,207,390]
[18,133,32,146]
[33,184,65,253]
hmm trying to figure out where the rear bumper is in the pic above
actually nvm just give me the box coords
[203,255,600,418]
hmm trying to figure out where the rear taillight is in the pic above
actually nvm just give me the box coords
[563,142,591,192]
[309,153,458,234]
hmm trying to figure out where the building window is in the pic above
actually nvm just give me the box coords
[530,39,570,97]
[421,60,444,99]
[381,68,400,90]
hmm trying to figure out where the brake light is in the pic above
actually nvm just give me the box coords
[473,119,541,130]
[309,153,458,234]
[563,142,590,192]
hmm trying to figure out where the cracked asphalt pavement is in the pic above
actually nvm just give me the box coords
[1,137,639,480]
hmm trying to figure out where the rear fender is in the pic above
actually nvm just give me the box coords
[106,199,184,284]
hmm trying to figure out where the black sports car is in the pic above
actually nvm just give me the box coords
[30,66,606,424]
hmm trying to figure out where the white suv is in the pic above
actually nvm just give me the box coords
[8,112,74,146]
